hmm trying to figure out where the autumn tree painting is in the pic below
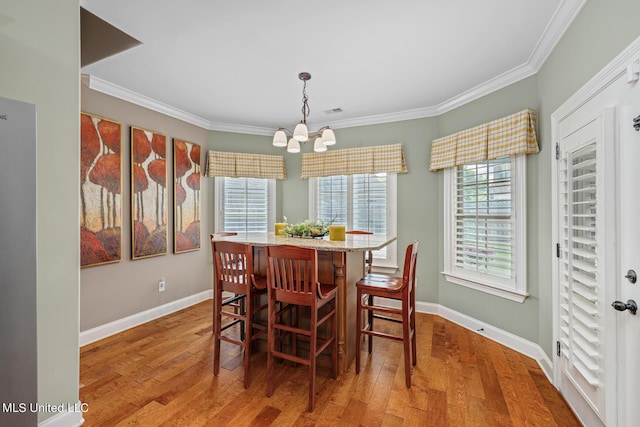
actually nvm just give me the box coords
[80,113,122,267]
[131,126,167,259]
[173,139,201,253]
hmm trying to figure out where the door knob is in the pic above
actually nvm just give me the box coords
[612,299,638,315]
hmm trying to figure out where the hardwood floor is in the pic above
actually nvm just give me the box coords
[80,301,580,426]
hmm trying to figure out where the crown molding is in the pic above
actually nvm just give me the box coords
[81,0,586,133]
[82,74,212,129]
[528,0,588,70]
[207,121,274,136]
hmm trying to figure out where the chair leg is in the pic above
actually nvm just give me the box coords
[331,298,338,380]
[309,313,317,412]
[267,295,275,397]
[213,290,222,376]
[355,288,362,374]
[243,293,252,389]
[367,294,374,353]
[402,299,412,388]
[410,299,417,367]
[239,294,246,342]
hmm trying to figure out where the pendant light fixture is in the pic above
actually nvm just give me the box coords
[273,72,336,153]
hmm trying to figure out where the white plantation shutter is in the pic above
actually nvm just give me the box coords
[443,154,526,302]
[312,173,396,266]
[316,176,347,225]
[353,174,388,257]
[558,139,603,407]
[216,177,274,233]
[454,157,513,279]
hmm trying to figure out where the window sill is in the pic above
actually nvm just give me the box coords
[443,272,528,303]
[371,264,398,274]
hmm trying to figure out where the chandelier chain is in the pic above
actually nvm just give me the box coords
[301,79,309,125]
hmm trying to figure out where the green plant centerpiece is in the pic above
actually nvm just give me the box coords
[281,219,330,238]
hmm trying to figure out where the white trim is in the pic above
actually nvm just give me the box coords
[214,177,276,233]
[443,273,529,303]
[81,74,211,129]
[38,402,85,427]
[527,0,587,71]
[79,290,212,347]
[551,36,640,121]
[79,2,586,134]
[443,155,528,302]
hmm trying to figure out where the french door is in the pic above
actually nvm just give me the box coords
[554,54,640,425]
[556,109,617,427]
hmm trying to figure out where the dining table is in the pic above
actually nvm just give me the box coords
[212,231,397,374]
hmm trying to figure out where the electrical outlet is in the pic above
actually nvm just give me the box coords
[158,278,166,292]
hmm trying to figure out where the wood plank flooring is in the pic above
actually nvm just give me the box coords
[80,301,580,426]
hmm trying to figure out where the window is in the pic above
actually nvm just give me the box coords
[443,155,527,302]
[310,173,397,269]
[215,177,275,233]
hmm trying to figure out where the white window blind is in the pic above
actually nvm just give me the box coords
[455,157,513,278]
[311,173,397,267]
[215,177,274,233]
[316,175,347,225]
[444,154,527,302]
[353,174,388,237]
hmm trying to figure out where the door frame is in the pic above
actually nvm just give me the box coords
[551,36,640,425]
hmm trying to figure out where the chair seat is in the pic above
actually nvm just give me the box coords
[357,274,403,293]
[318,282,338,299]
[253,274,268,290]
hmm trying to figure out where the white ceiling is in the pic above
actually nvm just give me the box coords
[80,0,585,135]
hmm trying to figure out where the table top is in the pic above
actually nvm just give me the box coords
[211,232,396,253]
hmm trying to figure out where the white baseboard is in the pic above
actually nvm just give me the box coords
[435,305,554,381]
[79,290,213,347]
[38,402,85,427]
[377,298,554,382]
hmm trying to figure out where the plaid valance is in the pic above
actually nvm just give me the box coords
[429,108,539,172]
[300,143,408,179]
[205,151,286,180]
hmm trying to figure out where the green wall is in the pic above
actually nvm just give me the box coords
[0,0,81,423]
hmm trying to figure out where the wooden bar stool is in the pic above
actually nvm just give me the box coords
[355,240,419,387]
[211,239,268,389]
[265,245,338,412]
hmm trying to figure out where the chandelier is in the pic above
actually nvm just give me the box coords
[272,72,336,153]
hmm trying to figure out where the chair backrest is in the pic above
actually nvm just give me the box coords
[212,240,254,293]
[211,231,238,241]
[265,245,318,306]
[402,241,419,293]
[345,230,373,235]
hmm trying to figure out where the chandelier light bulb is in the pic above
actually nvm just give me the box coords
[293,123,309,142]
[287,138,301,153]
[313,137,327,152]
[321,128,336,145]
[273,130,288,147]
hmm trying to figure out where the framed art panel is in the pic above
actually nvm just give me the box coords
[80,112,122,267]
[131,126,168,259]
[173,139,201,253]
